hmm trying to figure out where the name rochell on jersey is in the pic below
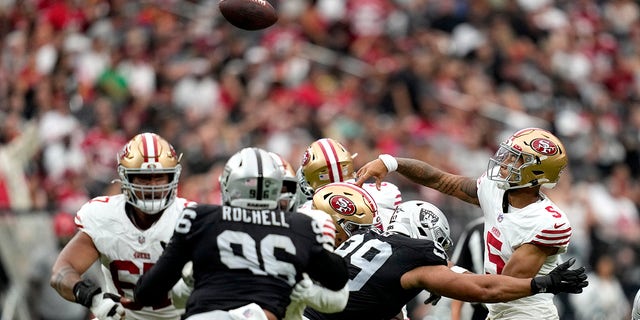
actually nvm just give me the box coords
[222,206,290,228]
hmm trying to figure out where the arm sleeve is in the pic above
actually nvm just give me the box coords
[134,232,191,306]
[306,249,348,291]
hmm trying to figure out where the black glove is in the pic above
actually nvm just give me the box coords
[73,279,125,319]
[531,258,588,294]
[73,279,101,308]
[424,292,442,306]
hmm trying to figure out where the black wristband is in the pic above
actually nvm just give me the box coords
[530,277,548,294]
[73,279,101,308]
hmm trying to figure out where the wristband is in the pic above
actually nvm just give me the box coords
[73,279,102,308]
[450,266,469,274]
[378,154,398,172]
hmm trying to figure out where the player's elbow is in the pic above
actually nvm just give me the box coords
[307,251,349,291]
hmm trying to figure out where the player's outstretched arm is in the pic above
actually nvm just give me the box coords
[355,156,479,206]
[401,258,587,303]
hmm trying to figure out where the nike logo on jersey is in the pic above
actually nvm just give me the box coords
[554,223,566,229]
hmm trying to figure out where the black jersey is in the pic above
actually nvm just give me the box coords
[305,230,448,320]
[134,204,348,319]
[451,217,488,320]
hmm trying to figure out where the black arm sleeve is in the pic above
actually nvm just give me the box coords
[134,233,190,306]
[306,249,348,291]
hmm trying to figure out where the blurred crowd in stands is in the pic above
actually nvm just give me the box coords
[1,0,640,319]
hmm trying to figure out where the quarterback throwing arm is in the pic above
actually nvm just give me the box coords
[134,203,348,319]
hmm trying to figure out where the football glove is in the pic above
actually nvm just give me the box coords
[73,279,125,320]
[289,273,348,313]
[531,258,588,294]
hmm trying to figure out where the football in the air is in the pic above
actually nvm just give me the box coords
[219,0,278,31]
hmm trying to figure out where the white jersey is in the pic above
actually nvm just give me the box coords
[297,207,336,251]
[477,174,571,320]
[75,194,195,320]
[360,181,402,229]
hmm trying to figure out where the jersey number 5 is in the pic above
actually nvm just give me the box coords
[486,231,505,274]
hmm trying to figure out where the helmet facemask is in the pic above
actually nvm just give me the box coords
[269,152,300,211]
[119,166,182,214]
[487,144,537,190]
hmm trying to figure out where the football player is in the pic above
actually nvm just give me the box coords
[356,127,576,319]
[133,147,349,320]
[268,152,348,320]
[304,200,588,320]
[298,138,402,229]
[50,132,195,320]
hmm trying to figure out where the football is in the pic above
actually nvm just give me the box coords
[218,0,278,31]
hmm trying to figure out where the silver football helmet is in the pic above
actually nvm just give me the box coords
[220,147,284,210]
[296,167,315,202]
[387,200,453,251]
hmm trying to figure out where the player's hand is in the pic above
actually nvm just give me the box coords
[424,292,442,306]
[531,258,588,294]
[90,292,125,320]
[355,159,389,190]
[73,279,125,319]
[290,274,313,302]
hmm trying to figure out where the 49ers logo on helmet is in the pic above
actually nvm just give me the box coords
[301,149,311,166]
[329,195,356,215]
[531,138,558,156]
[119,142,132,160]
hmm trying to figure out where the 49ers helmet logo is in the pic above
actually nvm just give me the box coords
[530,138,558,156]
[329,195,356,215]
[301,149,311,166]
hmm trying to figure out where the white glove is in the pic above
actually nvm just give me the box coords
[171,278,193,310]
[90,292,125,320]
[290,275,313,302]
[291,273,348,313]
[182,261,194,287]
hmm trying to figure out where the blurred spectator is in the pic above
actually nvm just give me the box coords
[0,113,41,211]
[569,254,630,320]
[79,97,127,197]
